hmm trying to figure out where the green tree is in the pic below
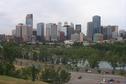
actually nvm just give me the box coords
[41,66,71,84]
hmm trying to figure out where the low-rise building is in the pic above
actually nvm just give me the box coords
[64,40,74,45]
[71,32,84,42]
[93,33,103,43]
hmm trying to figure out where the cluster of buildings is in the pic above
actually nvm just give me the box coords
[11,14,84,43]
[0,14,126,44]
[87,16,118,42]
[87,15,126,43]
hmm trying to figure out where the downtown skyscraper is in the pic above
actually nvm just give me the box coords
[46,23,58,42]
[87,22,94,41]
[14,14,33,42]
[103,25,118,40]
[87,15,102,42]
[26,14,33,42]
[50,24,57,41]
[15,23,28,42]
[93,15,102,34]
[26,14,33,27]
[37,23,45,42]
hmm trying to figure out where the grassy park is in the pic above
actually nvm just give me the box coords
[0,75,47,84]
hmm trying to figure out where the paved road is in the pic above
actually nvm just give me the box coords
[67,72,126,84]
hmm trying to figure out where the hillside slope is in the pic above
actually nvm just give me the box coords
[0,75,47,84]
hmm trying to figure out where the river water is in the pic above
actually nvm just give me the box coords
[77,60,126,70]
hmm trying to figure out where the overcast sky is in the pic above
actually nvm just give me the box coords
[0,0,126,35]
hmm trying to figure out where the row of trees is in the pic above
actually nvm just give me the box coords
[0,42,71,84]
[0,43,19,76]
[92,42,126,74]
[0,42,126,77]
[41,66,71,84]
[6,42,124,75]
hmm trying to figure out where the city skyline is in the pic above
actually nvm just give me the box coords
[0,0,126,35]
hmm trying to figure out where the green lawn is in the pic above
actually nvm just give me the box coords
[0,75,47,84]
